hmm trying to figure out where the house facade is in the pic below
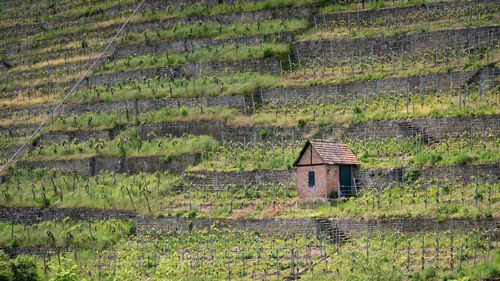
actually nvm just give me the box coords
[293,140,359,199]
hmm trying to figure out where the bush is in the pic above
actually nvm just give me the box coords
[0,252,9,281]
[404,167,421,182]
[9,256,40,281]
[9,239,17,248]
[297,119,306,127]
[174,209,186,217]
[412,151,442,165]
[423,266,437,280]
[187,210,197,218]
[261,47,275,58]
[181,107,189,116]
[259,129,267,139]
[452,153,473,165]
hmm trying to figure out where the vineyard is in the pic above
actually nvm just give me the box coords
[0,0,499,280]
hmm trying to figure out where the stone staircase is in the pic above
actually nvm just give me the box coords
[397,119,439,144]
[315,217,349,245]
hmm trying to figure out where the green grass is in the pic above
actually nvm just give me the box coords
[0,219,133,249]
[1,223,496,281]
[124,18,308,42]
[134,0,324,23]
[296,14,500,41]
[95,43,290,74]
[21,133,215,162]
[67,72,279,103]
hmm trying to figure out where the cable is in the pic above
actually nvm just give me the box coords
[0,0,146,175]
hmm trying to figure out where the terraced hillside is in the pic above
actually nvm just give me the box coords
[0,0,499,280]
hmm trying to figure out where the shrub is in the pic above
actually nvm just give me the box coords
[423,266,437,280]
[412,151,442,165]
[187,210,197,218]
[261,47,275,58]
[297,119,306,127]
[353,106,362,114]
[404,167,421,182]
[9,256,40,281]
[181,107,189,116]
[9,239,17,248]
[0,251,9,281]
[174,209,186,217]
[259,129,267,139]
[452,153,473,165]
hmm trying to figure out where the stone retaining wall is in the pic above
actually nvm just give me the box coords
[293,25,500,60]
[1,66,495,123]
[184,162,500,187]
[0,207,498,240]
[0,207,135,225]
[86,57,280,87]
[323,0,499,28]
[2,115,497,163]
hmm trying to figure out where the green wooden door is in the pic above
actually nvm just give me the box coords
[339,165,351,195]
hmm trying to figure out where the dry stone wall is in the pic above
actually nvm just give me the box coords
[2,115,497,159]
[1,66,495,123]
[331,216,500,239]
[113,32,292,58]
[293,25,500,61]
[184,162,500,188]
[323,0,499,28]
[0,207,498,242]
[0,207,135,225]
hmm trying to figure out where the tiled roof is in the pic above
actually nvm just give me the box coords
[309,140,359,165]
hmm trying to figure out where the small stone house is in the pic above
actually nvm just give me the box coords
[293,140,359,199]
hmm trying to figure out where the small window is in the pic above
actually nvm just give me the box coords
[308,171,315,187]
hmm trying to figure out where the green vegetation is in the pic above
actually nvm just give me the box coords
[0,222,496,281]
[299,7,499,41]
[0,220,132,249]
[0,252,40,281]
[67,72,279,103]
[21,133,214,162]
[95,43,290,74]
[125,18,308,42]
[135,0,324,23]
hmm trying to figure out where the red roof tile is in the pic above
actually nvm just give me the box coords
[295,140,359,165]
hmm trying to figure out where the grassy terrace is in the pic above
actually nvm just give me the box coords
[12,81,497,131]
[94,43,290,74]
[122,18,308,43]
[1,0,499,280]
[297,14,500,41]
[0,166,498,218]
[7,123,499,168]
[0,75,497,156]
[0,20,496,109]
[0,221,496,280]
[0,224,497,281]
[2,4,494,83]
[0,45,491,109]
[18,133,212,162]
